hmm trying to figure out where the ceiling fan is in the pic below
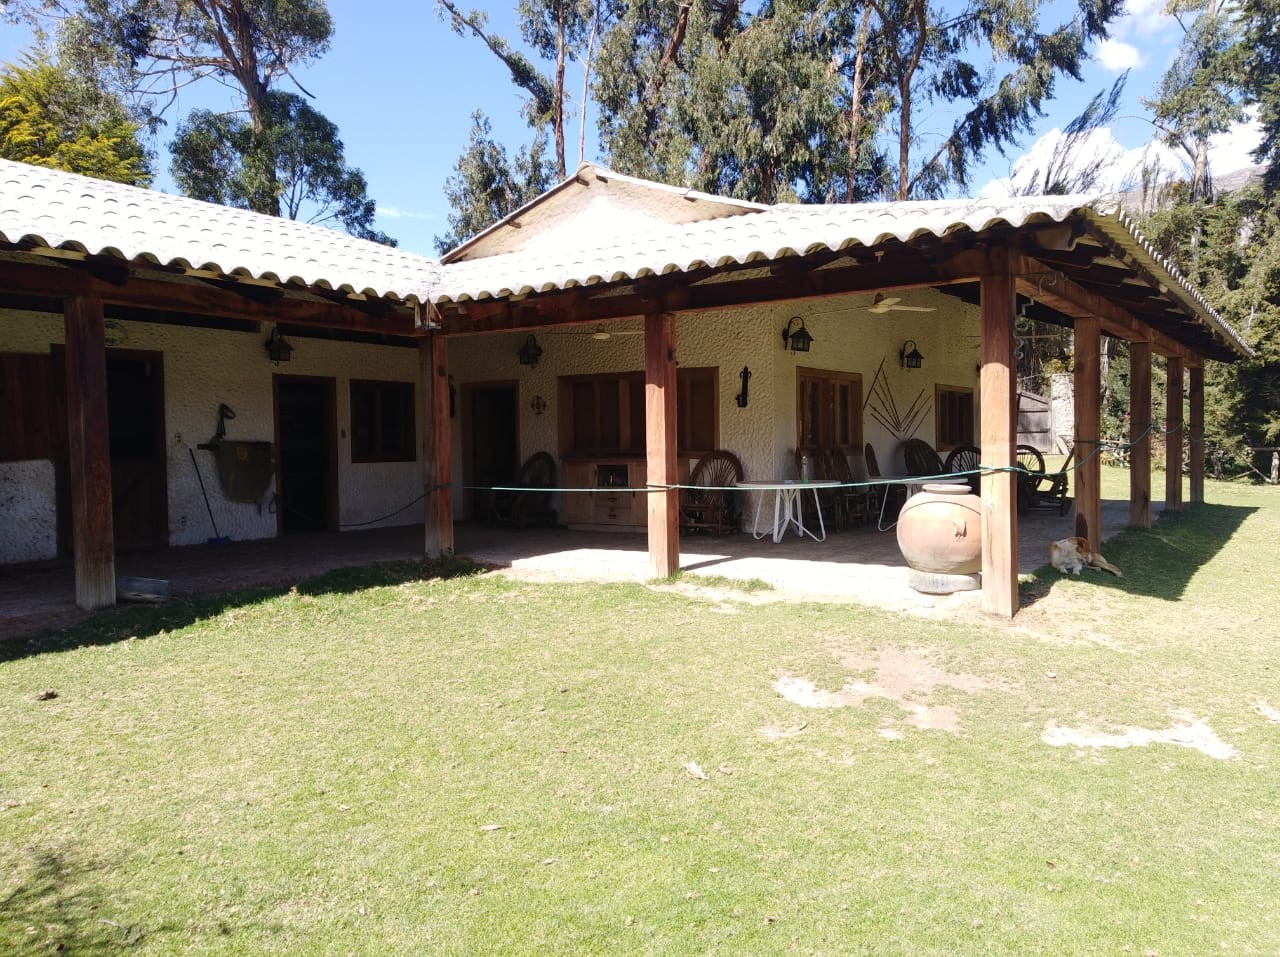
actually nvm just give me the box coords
[866,293,935,314]
[553,324,645,341]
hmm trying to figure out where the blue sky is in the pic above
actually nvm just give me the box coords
[0,0,1262,257]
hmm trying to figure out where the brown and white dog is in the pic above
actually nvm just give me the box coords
[1049,536,1123,577]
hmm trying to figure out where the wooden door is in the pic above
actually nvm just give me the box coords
[274,376,337,534]
[464,383,518,520]
[54,349,168,553]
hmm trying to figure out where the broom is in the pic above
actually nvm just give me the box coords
[189,447,232,545]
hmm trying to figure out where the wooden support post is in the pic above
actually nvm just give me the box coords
[979,262,1018,618]
[1189,364,1204,504]
[1128,339,1152,529]
[420,335,454,557]
[645,312,679,579]
[1166,356,1184,512]
[63,295,116,610]
[1073,316,1102,550]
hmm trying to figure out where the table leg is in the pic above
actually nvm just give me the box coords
[807,487,827,542]
[750,491,769,540]
[772,488,785,543]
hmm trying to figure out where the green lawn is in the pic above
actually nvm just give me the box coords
[2,473,1278,955]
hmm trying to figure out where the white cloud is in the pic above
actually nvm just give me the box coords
[1119,0,1174,38]
[378,205,433,221]
[1096,38,1142,71]
[1208,112,1263,177]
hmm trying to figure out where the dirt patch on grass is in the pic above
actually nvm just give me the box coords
[772,647,989,735]
[1042,710,1238,760]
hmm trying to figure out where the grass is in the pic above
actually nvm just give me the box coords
[2,474,1279,955]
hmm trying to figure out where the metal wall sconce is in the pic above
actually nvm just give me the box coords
[781,316,814,353]
[517,333,543,367]
[530,395,548,416]
[735,366,752,408]
[265,325,293,364]
[899,339,924,369]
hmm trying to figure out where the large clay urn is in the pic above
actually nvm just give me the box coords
[896,483,982,586]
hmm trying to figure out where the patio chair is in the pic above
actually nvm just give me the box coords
[944,445,982,494]
[680,450,744,535]
[489,451,558,529]
[825,448,873,529]
[1019,446,1074,515]
[902,438,945,479]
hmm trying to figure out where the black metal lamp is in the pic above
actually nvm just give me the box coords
[735,366,751,408]
[517,333,543,367]
[265,325,293,364]
[782,316,814,353]
[899,339,924,369]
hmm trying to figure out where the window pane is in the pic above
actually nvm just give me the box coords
[351,383,376,459]
[571,382,596,450]
[598,381,620,449]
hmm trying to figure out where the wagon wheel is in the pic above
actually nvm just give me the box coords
[1015,444,1045,511]
[944,445,981,493]
[519,451,556,489]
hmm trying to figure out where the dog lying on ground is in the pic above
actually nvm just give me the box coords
[1049,536,1123,577]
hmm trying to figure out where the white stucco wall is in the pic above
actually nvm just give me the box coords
[447,288,982,521]
[1,308,424,562]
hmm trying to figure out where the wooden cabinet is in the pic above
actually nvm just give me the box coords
[562,458,648,530]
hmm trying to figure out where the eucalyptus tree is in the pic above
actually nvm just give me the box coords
[434,110,554,253]
[436,0,600,179]
[1238,0,1280,185]
[171,91,395,244]
[1143,0,1245,202]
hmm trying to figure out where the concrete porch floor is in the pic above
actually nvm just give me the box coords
[0,498,1155,639]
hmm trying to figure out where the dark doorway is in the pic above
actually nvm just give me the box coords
[465,383,519,520]
[274,376,337,534]
[54,349,168,553]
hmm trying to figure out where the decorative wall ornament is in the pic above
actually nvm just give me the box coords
[864,358,930,440]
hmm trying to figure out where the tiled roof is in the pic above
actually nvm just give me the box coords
[434,191,1249,358]
[0,159,440,301]
[435,194,1111,301]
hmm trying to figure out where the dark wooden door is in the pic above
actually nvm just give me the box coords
[466,384,518,520]
[274,376,337,534]
[54,350,168,553]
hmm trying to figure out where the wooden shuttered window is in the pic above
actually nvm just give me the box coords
[559,367,718,456]
[0,352,62,462]
[935,385,975,450]
[350,380,416,462]
[796,368,862,453]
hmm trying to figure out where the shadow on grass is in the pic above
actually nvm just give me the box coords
[1020,502,1258,608]
[0,556,484,665]
[0,846,131,955]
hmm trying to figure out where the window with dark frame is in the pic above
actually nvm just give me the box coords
[796,368,862,453]
[350,380,416,463]
[935,385,975,450]
[558,367,718,456]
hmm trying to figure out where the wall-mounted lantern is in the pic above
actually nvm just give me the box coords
[735,366,752,408]
[781,316,814,353]
[899,339,924,369]
[265,325,293,364]
[518,333,543,367]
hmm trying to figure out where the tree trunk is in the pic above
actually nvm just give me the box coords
[845,2,872,201]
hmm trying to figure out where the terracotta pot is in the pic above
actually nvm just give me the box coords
[896,482,982,575]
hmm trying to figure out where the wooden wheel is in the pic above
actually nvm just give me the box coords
[944,445,981,493]
[1015,444,1045,512]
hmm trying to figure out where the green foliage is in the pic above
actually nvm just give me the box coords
[171,92,394,245]
[1239,0,1280,185]
[592,0,1122,203]
[1144,184,1280,471]
[0,51,150,184]
[435,110,554,253]
[1143,0,1244,201]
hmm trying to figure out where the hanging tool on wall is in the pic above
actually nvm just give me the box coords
[188,447,232,546]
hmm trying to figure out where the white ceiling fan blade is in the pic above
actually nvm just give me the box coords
[888,304,935,312]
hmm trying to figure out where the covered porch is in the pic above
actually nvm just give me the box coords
[0,495,1153,640]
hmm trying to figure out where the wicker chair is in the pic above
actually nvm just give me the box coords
[488,452,558,528]
[680,450,744,535]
